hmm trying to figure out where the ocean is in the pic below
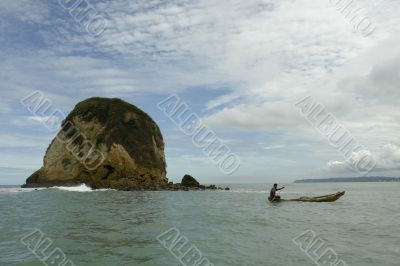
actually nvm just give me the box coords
[0,182,399,266]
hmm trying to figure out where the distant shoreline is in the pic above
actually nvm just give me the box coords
[294,177,400,183]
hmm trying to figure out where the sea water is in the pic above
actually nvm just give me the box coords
[0,182,399,266]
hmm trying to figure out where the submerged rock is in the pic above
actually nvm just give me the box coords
[23,97,167,190]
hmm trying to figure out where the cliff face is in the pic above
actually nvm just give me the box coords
[24,97,167,190]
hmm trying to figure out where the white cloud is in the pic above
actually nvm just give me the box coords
[0,134,50,148]
[375,144,400,170]
[326,143,400,175]
[33,0,398,98]
[0,0,49,23]
[203,101,303,130]
[0,102,11,113]
[8,116,61,127]
[2,0,400,181]
[263,145,286,150]
[325,160,352,174]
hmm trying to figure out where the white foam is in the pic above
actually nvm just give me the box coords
[52,184,111,192]
[53,184,93,192]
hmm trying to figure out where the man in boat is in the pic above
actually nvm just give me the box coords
[269,183,285,201]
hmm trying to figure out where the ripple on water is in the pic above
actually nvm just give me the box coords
[0,183,399,266]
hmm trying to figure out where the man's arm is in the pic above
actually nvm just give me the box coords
[277,186,285,191]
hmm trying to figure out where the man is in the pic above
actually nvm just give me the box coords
[269,183,285,202]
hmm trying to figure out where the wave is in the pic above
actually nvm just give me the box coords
[0,184,113,193]
[0,187,46,193]
[52,184,111,192]
[226,189,305,194]
[226,189,269,194]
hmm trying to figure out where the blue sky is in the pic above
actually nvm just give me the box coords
[1,0,400,185]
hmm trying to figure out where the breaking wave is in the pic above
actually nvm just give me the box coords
[52,184,111,192]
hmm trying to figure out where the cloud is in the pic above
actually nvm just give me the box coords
[9,116,60,127]
[326,143,400,175]
[375,143,400,170]
[201,33,400,178]
[338,50,400,105]
[1,0,400,181]
[0,134,50,148]
[0,53,150,114]
[13,0,392,99]
[0,0,49,23]
[203,101,302,130]
[0,102,11,113]
[263,145,286,150]
[325,160,351,173]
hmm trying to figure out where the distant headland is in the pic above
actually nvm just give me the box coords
[294,176,400,183]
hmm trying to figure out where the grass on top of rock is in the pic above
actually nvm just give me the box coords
[64,97,150,124]
[62,97,166,173]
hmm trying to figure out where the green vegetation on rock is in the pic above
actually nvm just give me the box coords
[23,97,167,190]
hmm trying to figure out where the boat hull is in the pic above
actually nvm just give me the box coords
[270,191,345,203]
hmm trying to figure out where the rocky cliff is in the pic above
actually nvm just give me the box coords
[23,97,168,190]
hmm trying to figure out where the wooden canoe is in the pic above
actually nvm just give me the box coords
[269,191,345,202]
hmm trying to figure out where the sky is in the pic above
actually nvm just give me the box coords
[1,0,400,185]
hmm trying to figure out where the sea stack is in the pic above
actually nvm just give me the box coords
[23,97,168,190]
[181,174,200,188]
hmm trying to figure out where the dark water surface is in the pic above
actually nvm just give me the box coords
[0,183,399,266]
